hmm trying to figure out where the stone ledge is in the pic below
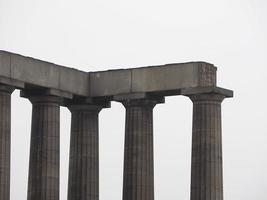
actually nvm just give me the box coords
[181,86,234,98]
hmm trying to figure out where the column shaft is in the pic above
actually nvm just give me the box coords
[190,94,224,200]
[0,85,14,200]
[122,99,157,200]
[27,96,62,200]
[67,105,101,200]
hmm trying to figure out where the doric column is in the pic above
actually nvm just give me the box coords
[190,93,225,200]
[0,85,14,200]
[67,103,108,200]
[121,97,164,200]
[26,95,62,200]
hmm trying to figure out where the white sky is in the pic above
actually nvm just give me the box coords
[1,0,267,199]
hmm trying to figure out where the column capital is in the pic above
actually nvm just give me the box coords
[66,97,111,113]
[122,98,163,108]
[189,93,225,103]
[67,104,104,113]
[114,92,165,108]
[182,86,233,103]
[26,95,63,105]
[0,84,15,94]
[20,90,64,104]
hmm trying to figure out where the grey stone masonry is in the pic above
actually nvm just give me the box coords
[189,93,225,200]
[121,96,164,200]
[1,50,219,98]
[67,104,106,200]
[26,95,62,200]
[0,50,233,198]
[0,85,14,200]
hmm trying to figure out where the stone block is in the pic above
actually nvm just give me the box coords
[0,51,11,77]
[89,69,131,97]
[59,67,89,96]
[10,53,60,89]
[131,63,200,93]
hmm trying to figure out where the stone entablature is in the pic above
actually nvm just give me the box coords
[0,51,232,99]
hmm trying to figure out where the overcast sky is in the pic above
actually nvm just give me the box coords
[1,0,267,199]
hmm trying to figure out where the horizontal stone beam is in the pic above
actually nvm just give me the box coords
[89,62,217,97]
[0,51,232,99]
[0,51,89,97]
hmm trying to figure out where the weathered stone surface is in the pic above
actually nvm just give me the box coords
[26,95,62,200]
[189,93,225,200]
[90,62,217,97]
[11,54,60,88]
[0,85,14,200]
[67,104,103,200]
[121,97,163,200]
[58,68,89,97]
[0,51,222,98]
[89,69,132,97]
[131,63,212,93]
[197,63,217,87]
[0,51,89,96]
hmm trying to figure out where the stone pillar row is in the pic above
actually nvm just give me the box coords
[0,87,228,200]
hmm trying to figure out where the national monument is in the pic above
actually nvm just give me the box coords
[0,50,233,200]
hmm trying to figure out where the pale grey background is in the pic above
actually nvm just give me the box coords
[1,0,267,199]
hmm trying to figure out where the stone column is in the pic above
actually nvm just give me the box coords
[190,93,225,200]
[122,98,163,200]
[27,95,62,200]
[0,85,14,200]
[67,104,103,200]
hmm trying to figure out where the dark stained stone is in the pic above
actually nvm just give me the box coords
[0,85,14,200]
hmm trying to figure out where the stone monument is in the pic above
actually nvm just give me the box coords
[0,51,233,200]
